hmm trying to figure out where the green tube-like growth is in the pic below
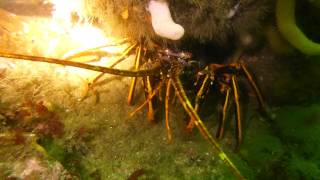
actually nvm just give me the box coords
[276,0,320,55]
[310,0,320,8]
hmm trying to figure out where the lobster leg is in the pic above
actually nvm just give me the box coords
[63,38,130,61]
[187,74,210,131]
[171,75,244,180]
[84,43,139,98]
[165,78,172,142]
[129,81,163,117]
[144,76,156,122]
[231,75,242,148]
[127,44,142,105]
[216,87,231,140]
[240,63,266,110]
[92,43,137,84]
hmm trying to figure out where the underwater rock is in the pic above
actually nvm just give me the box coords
[0,0,52,17]
[0,133,72,179]
[170,0,272,45]
[81,0,272,46]
[267,104,320,179]
[242,47,320,105]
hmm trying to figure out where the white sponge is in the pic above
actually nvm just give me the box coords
[148,0,185,40]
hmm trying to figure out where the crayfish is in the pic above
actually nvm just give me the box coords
[0,39,266,180]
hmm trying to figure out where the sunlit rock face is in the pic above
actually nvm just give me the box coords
[80,0,156,42]
[80,0,272,45]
